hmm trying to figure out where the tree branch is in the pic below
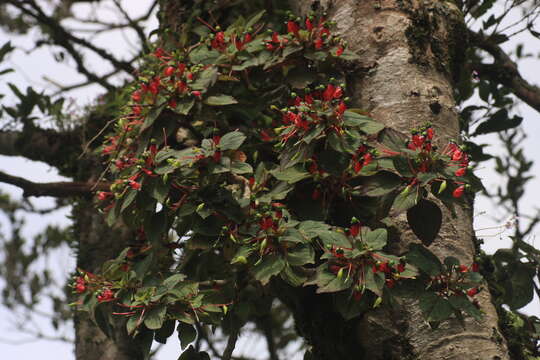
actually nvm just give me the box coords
[222,324,241,360]
[469,30,540,113]
[0,170,109,198]
[0,129,82,169]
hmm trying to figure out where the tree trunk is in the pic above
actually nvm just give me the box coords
[290,0,510,359]
[71,136,141,359]
[81,0,511,359]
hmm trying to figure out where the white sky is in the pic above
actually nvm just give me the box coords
[0,1,538,359]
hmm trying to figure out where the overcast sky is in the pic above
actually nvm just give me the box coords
[0,1,539,359]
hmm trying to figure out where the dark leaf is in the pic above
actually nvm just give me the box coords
[407,199,442,246]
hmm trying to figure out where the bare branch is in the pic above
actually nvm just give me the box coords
[222,324,241,360]
[469,30,540,114]
[0,170,109,198]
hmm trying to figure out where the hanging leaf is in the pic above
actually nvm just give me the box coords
[204,95,238,106]
[407,199,442,246]
[177,322,197,350]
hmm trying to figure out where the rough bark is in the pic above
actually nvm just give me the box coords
[290,0,509,359]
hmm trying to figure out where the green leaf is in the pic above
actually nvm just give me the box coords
[286,245,315,266]
[365,269,385,296]
[448,295,482,321]
[141,102,166,132]
[155,320,176,344]
[392,186,418,212]
[504,263,535,310]
[423,295,453,322]
[363,228,387,250]
[316,273,353,293]
[407,199,442,246]
[271,165,310,183]
[144,305,167,330]
[174,99,195,115]
[163,274,187,289]
[406,244,442,276]
[298,221,330,239]
[245,10,266,28]
[0,41,14,62]
[253,255,286,285]
[318,230,350,248]
[190,66,218,90]
[219,131,246,150]
[473,109,523,135]
[280,264,308,286]
[177,322,197,350]
[343,110,384,134]
[357,172,403,197]
[230,161,253,174]
[204,95,238,106]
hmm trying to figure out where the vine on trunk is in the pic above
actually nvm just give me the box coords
[73,9,484,359]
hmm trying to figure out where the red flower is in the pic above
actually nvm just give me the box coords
[98,192,112,201]
[131,91,142,103]
[260,130,273,142]
[287,21,300,36]
[244,33,252,44]
[467,288,478,297]
[213,151,222,163]
[471,263,479,272]
[333,86,343,99]
[74,277,86,294]
[452,150,463,161]
[379,262,391,274]
[164,66,175,77]
[453,185,465,198]
[97,288,115,303]
[178,63,186,75]
[154,47,165,58]
[455,167,466,177]
[426,127,434,140]
[336,101,347,116]
[266,43,275,51]
[314,38,323,50]
[192,90,202,98]
[385,278,396,288]
[459,264,468,273]
[75,283,86,294]
[412,134,424,148]
[305,18,314,31]
[323,84,335,101]
[354,160,363,173]
[363,153,373,166]
[129,180,142,190]
[350,223,361,237]
[397,263,406,273]
[272,32,280,43]
[336,46,344,57]
[259,217,274,231]
[212,135,221,145]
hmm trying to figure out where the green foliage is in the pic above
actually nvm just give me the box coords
[68,8,482,359]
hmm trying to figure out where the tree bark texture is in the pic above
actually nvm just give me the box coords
[290,0,510,359]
